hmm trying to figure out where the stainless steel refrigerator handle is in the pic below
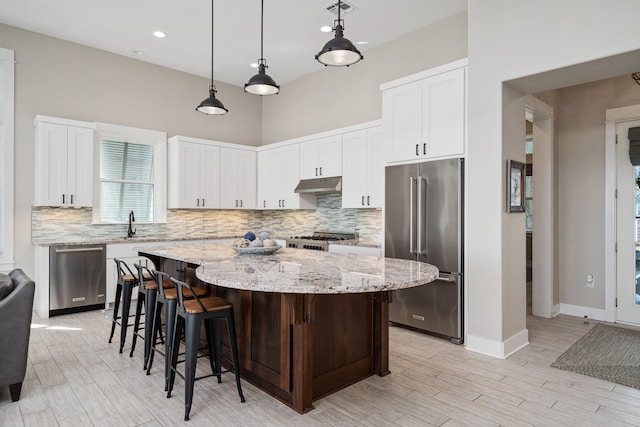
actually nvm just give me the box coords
[418,176,427,255]
[409,177,416,255]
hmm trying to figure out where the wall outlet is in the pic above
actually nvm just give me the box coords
[586,274,594,288]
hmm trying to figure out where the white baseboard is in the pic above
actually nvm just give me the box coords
[559,303,606,321]
[466,328,529,359]
[552,304,561,317]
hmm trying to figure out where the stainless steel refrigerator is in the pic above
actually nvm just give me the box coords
[385,158,463,344]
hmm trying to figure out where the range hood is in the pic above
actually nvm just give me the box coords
[294,177,342,194]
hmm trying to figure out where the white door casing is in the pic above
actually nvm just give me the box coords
[615,118,640,325]
[605,104,640,324]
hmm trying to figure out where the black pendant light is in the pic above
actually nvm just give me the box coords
[316,0,363,67]
[245,0,280,95]
[196,0,228,115]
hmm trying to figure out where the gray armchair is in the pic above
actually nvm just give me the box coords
[0,268,35,402]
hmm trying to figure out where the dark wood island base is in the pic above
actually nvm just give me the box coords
[143,253,390,413]
[139,245,438,414]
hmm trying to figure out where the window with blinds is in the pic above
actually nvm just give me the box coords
[100,140,155,222]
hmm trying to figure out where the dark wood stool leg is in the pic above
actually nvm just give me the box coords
[130,291,145,357]
[109,282,122,343]
[226,311,245,403]
[183,315,201,421]
[119,282,134,354]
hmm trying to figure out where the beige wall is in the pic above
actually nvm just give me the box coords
[468,0,640,355]
[261,11,468,145]
[0,23,262,276]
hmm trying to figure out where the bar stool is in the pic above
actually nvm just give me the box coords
[130,263,164,369]
[108,258,140,353]
[145,270,208,390]
[167,277,245,421]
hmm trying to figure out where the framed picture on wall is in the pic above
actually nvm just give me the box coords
[507,160,525,213]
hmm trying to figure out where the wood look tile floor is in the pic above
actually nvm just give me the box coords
[2,311,640,426]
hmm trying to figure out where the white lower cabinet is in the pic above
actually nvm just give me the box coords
[342,126,384,208]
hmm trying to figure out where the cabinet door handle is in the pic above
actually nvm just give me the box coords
[240,200,243,208]
[235,200,238,207]
[202,198,205,207]
[278,199,281,208]
[416,144,419,156]
[423,143,426,156]
[62,194,65,204]
[315,167,318,176]
[319,167,323,176]
[282,199,285,208]
[367,195,370,206]
[361,195,365,206]
[197,198,200,207]
[263,200,266,208]
[70,194,74,204]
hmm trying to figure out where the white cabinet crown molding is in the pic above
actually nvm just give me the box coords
[263,119,382,150]
[170,135,257,152]
[34,114,95,129]
[379,58,468,92]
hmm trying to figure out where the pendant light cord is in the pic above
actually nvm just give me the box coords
[260,0,264,61]
[211,0,215,86]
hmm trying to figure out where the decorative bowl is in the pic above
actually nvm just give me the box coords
[231,245,282,255]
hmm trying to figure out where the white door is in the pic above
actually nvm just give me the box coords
[616,119,640,324]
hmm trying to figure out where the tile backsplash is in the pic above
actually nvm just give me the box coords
[32,194,382,245]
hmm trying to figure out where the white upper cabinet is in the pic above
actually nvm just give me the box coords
[168,137,220,209]
[257,144,315,210]
[34,117,94,207]
[342,126,384,208]
[383,64,465,163]
[299,134,342,179]
[220,147,256,209]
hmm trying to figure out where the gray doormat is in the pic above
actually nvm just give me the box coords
[551,324,640,389]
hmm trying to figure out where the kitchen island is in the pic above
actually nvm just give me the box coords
[139,242,438,413]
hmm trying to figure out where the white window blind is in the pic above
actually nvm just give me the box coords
[100,140,155,222]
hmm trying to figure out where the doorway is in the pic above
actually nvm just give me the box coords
[614,117,640,325]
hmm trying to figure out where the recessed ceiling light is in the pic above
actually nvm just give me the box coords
[250,62,259,68]
[132,50,146,56]
[320,25,333,33]
[153,31,167,38]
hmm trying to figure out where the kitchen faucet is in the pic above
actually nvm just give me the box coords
[127,211,136,238]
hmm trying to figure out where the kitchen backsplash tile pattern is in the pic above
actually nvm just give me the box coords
[32,194,382,245]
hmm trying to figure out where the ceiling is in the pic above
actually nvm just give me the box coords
[0,0,467,87]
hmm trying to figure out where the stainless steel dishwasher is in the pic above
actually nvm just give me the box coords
[49,244,106,316]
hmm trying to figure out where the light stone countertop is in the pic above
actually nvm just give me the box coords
[138,242,437,294]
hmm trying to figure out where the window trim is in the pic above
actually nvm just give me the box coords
[92,122,166,224]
